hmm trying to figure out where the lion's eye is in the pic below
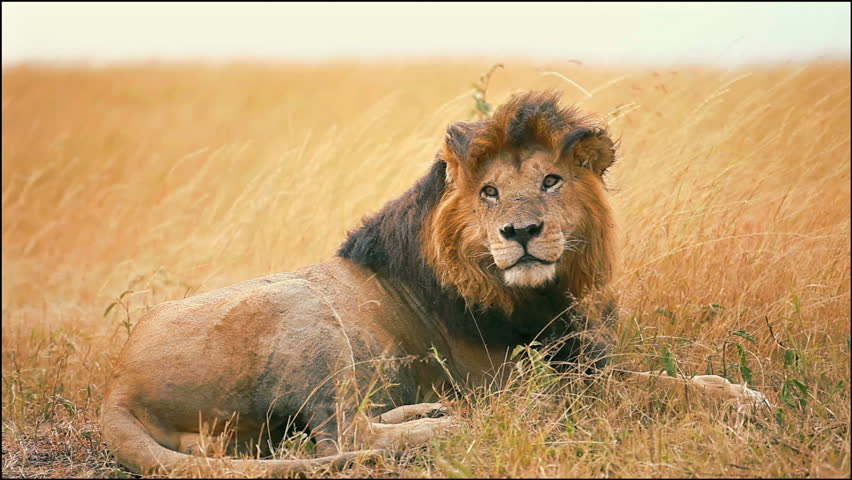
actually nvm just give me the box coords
[481,185,499,199]
[542,174,562,189]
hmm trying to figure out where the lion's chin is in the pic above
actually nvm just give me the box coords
[502,263,557,288]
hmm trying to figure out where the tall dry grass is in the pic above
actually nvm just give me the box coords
[2,60,849,478]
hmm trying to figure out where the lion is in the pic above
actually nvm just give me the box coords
[101,91,768,477]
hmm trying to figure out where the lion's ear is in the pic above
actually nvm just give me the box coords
[443,121,477,183]
[561,127,616,176]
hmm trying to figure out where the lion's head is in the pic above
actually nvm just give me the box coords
[423,91,617,313]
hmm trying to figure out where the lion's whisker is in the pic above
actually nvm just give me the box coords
[563,238,589,252]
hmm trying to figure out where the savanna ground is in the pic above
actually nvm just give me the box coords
[2,60,850,478]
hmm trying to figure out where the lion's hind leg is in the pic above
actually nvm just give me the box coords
[373,402,446,424]
[336,403,458,451]
[366,416,458,450]
[177,432,212,456]
[315,404,456,456]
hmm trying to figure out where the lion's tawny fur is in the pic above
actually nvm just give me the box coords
[101,90,626,477]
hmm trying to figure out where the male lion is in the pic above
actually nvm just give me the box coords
[101,91,766,476]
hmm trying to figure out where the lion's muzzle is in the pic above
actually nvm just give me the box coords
[491,219,564,288]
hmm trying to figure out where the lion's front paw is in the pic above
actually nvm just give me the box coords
[689,375,771,410]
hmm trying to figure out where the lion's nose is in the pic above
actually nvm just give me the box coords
[500,221,544,248]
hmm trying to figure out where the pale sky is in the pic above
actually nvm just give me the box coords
[2,2,850,66]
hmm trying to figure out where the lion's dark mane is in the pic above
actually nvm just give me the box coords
[337,160,599,369]
[337,91,616,372]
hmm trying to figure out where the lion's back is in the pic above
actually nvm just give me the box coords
[106,258,417,419]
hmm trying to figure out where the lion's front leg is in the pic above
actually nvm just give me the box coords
[537,301,617,374]
[546,329,614,374]
[627,371,771,411]
[687,374,771,408]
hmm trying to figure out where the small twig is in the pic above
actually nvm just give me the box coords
[776,439,803,455]
[471,63,504,119]
[764,315,786,349]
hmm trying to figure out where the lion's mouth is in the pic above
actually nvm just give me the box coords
[505,254,556,270]
[501,257,558,287]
